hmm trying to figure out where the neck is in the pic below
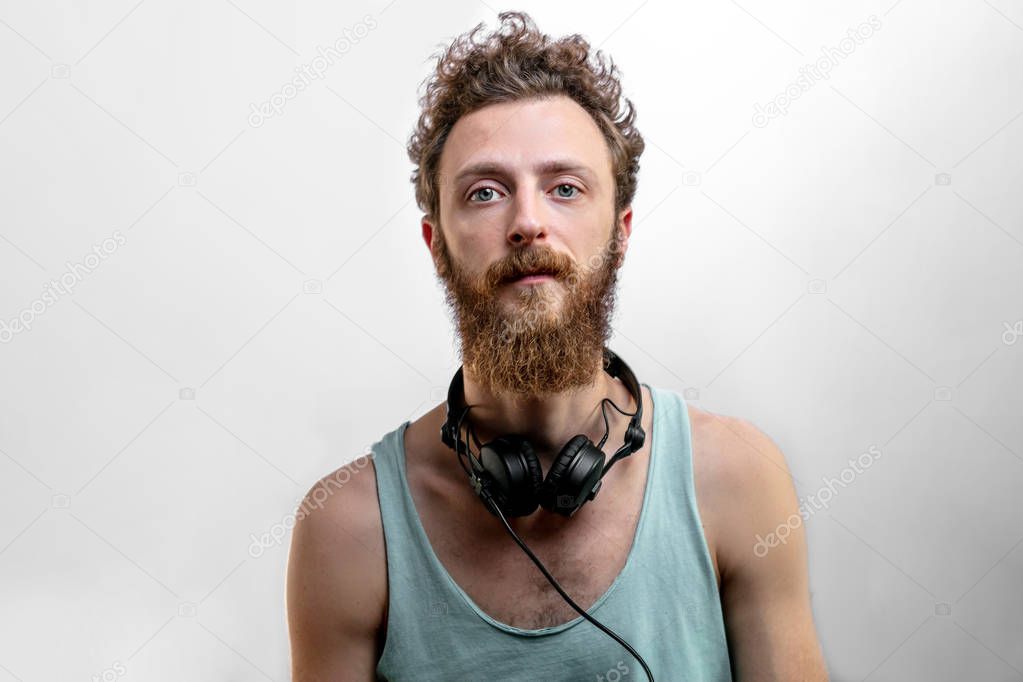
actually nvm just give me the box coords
[460,360,635,470]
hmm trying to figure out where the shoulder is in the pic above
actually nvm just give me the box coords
[688,405,793,494]
[686,404,800,582]
[292,453,387,550]
[286,453,388,674]
[289,452,388,601]
[661,396,828,677]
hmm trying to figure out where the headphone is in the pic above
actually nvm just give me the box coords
[437,346,656,680]
[440,346,646,518]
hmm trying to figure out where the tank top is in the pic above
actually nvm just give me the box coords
[369,384,733,681]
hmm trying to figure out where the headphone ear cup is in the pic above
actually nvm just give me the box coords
[479,435,543,517]
[539,435,606,515]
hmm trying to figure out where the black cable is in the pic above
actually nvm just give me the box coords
[453,405,655,682]
[595,395,637,450]
[597,395,641,476]
[595,399,612,450]
[480,487,655,682]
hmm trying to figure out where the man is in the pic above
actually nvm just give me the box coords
[287,11,828,681]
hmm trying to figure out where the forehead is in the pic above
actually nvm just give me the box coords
[438,95,612,188]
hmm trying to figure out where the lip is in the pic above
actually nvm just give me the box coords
[510,273,555,286]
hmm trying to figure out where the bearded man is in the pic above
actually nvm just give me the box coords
[287,11,828,681]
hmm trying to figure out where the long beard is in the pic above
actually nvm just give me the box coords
[433,225,623,400]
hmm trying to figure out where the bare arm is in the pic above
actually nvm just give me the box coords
[286,457,388,681]
[703,416,829,681]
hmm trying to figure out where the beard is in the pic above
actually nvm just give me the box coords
[432,223,625,401]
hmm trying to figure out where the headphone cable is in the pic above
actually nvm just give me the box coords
[454,408,655,681]
[595,395,637,451]
[480,488,655,682]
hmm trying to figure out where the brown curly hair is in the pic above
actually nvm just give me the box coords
[406,11,645,225]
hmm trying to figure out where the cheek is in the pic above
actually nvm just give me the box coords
[580,231,618,275]
[455,230,502,267]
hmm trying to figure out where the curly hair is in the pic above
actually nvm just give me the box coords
[406,11,645,224]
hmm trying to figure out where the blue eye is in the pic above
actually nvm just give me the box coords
[555,184,579,198]
[469,187,498,203]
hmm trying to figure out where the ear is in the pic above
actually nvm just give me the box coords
[618,205,633,240]
[421,215,435,253]
[615,206,633,267]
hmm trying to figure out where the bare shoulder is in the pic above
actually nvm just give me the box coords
[286,454,388,680]
[688,404,828,679]
[290,454,389,575]
[687,405,794,492]
[686,404,799,581]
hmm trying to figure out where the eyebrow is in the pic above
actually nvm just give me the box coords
[450,158,597,188]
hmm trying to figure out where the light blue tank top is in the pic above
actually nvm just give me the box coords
[370,384,733,681]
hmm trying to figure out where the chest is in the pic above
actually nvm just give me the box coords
[407,447,650,631]
[437,497,643,630]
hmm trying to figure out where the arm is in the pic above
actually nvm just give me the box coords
[704,416,829,681]
[286,457,388,681]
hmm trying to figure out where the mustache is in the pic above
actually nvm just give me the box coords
[487,247,573,287]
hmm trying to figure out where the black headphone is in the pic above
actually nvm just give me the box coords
[440,346,646,518]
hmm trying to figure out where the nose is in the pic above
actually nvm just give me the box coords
[507,188,547,246]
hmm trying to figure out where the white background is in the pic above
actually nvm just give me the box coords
[1,0,1021,680]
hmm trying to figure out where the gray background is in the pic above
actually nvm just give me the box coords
[1,0,1021,680]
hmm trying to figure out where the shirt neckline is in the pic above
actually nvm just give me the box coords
[394,382,661,637]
